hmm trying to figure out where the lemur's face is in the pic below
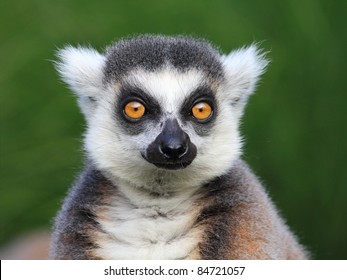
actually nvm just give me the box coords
[56,36,267,190]
[114,68,216,171]
[115,70,215,172]
[86,67,241,189]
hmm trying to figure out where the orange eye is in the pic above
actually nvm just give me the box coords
[192,102,212,121]
[124,101,146,120]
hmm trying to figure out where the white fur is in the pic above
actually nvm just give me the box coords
[56,46,106,120]
[221,45,269,118]
[95,187,202,259]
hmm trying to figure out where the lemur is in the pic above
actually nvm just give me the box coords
[50,35,308,259]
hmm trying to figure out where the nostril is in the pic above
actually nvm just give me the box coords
[160,143,188,160]
[176,144,188,159]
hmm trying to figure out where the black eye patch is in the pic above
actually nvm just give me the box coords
[180,85,217,136]
[118,83,161,116]
[115,83,161,135]
[180,85,214,113]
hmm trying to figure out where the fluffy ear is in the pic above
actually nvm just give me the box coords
[55,46,106,119]
[221,45,269,117]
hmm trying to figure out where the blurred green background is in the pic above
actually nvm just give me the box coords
[1,0,346,259]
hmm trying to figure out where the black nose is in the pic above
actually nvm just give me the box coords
[158,119,189,160]
[143,118,197,170]
[159,135,188,160]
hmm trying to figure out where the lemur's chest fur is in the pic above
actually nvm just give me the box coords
[50,162,308,259]
[93,187,203,259]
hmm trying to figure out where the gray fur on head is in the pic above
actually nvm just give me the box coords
[103,35,224,82]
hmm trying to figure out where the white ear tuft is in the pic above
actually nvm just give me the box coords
[55,46,106,98]
[221,45,269,115]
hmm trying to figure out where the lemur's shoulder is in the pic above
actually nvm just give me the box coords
[198,159,308,259]
[49,165,114,259]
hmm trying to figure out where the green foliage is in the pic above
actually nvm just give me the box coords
[1,0,346,259]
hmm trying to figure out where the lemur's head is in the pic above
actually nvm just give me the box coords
[56,35,267,192]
